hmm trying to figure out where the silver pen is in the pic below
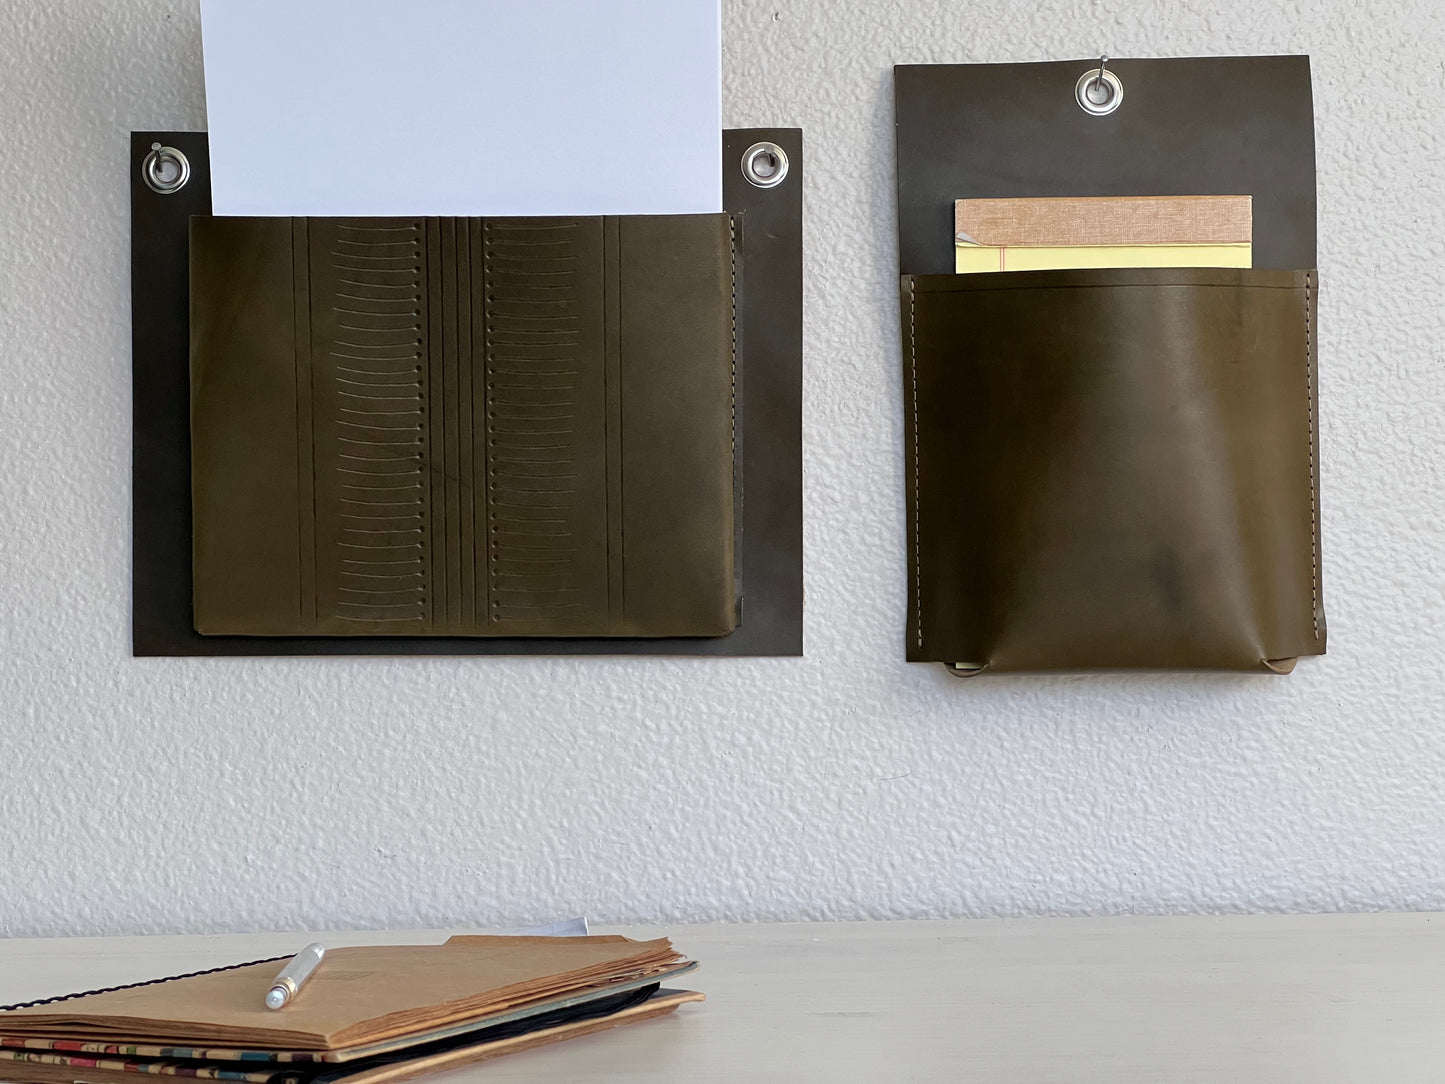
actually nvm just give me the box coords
[264,942,326,1010]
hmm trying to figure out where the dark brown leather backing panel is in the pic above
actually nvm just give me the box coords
[133,129,802,655]
[902,268,1325,670]
[895,56,1317,275]
[132,132,214,655]
[191,214,735,638]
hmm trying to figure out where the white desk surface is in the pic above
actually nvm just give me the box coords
[3,913,1444,1081]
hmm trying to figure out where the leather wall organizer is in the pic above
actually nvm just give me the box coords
[132,130,802,656]
[895,57,1325,674]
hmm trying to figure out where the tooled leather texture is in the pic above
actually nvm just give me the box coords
[190,214,736,638]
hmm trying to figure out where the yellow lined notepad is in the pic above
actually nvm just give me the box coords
[954,196,1252,273]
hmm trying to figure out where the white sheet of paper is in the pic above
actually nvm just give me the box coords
[200,0,721,217]
[506,917,590,937]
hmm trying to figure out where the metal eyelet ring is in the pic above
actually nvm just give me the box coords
[143,143,191,194]
[741,142,789,189]
[1075,65,1123,116]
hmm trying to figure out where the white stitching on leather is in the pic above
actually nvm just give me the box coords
[729,219,737,465]
[909,278,922,648]
[1312,271,1323,641]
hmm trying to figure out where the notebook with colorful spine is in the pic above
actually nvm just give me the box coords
[0,988,703,1084]
[0,937,695,1055]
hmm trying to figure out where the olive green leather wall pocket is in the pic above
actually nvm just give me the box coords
[895,57,1324,672]
[903,268,1322,671]
[132,130,801,657]
[191,214,736,638]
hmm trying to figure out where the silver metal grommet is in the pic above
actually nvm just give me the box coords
[143,142,190,194]
[741,141,789,189]
[1075,58,1123,117]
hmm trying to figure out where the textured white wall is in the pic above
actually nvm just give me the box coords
[0,0,1442,939]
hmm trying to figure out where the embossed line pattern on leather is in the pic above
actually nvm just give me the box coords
[307,219,429,632]
[479,218,609,634]
[191,214,735,638]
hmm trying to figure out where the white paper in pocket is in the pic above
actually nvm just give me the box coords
[200,0,722,217]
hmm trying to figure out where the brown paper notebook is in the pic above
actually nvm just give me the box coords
[0,989,704,1084]
[189,214,738,639]
[953,195,1253,272]
[955,195,1253,246]
[0,938,686,1053]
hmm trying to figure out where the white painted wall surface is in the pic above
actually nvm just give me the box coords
[0,0,1442,938]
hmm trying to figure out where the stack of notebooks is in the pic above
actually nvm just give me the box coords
[0,936,700,1084]
[953,194,1253,273]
